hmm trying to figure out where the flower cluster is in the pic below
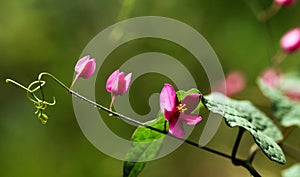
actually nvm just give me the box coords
[70,56,203,138]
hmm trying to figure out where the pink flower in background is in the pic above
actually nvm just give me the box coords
[160,84,202,138]
[284,89,300,101]
[280,27,300,53]
[274,0,296,6]
[261,68,281,88]
[260,68,300,102]
[106,69,132,110]
[70,55,96,90]
[213,71,246,97]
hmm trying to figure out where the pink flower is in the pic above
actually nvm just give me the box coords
[284,89,300,101]
[260,68,300,101]
[261,68,281,88]
[280,27,300,53]
[213,71,246,97]
[106,69,132,110]
[70,55,96,90]
[160,84,202,138]
[274,0,296,6]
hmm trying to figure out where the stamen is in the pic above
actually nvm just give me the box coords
[176,103,187,114]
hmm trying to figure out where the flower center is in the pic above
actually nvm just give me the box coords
[176,103,187,114]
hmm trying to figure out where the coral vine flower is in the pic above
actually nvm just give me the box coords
[261,68,281,89]
[260,68,300,101]
[284,89,300,101]
[160,84,202,138]
[70,55,96,90]
[280,27,300,53]
[213,71,246,97]
[106,69,132,110]
[274,0,296,6]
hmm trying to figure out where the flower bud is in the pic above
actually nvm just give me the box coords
[274,0,296,6]
[70,55,96,90]
[280,27,300,53]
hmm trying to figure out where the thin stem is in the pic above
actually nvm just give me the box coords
[243,0,263,20]
[35,72,235,160]
[259,2,281,23]
[231,127,245,165]
[248,143,259,164]
[70,88,232,159]
[7,72,262,176]
[241,161,261,177]
[164,120,167,133]
[109,95,116,110]
[243,0,278,65]
[231,128,261,177]
[37,72,71,91]
[263,21,276,65]
[272,51,288,67]
[69,74,79,91]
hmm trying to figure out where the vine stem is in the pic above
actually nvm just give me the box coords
[243,0,277,66]
[259,1,281,23]
[37,72,234,159]
[231,127,245,165]
[7,72,262,176]
[231,127,261,177]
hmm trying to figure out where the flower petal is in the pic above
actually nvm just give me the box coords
[275,0,296,6]
[124,73,132,93]
[284,89,300,101]
[179,114,202,125]
[75,55,90,73]
[116,72,126,96]
[181,94,201,114]
[80,59,96,79]
[117,72,132,96]
[163,109,177,122]
[106,70,119,92]
[169,119,184,138]
[160,84,177,112]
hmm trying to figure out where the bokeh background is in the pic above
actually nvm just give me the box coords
[1,0,300,176]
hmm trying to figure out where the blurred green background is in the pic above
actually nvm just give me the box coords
[1,0,300,176]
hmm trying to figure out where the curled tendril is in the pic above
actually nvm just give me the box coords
[6,78,56,124]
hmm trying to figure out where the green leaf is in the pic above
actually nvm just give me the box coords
[176,88,201,100]
[177,88,204,112]
[123,88,202,177]
[202,92,285,164]
[282,163,300,177]
[257,79,300,127]
[123,113,166,177]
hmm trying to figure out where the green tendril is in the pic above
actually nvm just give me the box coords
[6,76,56,124]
